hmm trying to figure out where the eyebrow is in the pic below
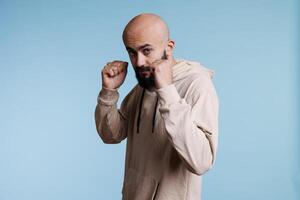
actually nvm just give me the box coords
[126,44,153,52]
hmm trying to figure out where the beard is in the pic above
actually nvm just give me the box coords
[134,50,168,89]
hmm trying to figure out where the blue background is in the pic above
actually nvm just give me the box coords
[0,0,299,199]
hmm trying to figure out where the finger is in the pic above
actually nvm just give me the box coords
[118,62,129,72]
[123,61,129,69]
[112,67,119,75]
[150,59,162,69]
[118,61,128,67]
[104,61,128,74]
[113,60,127,66]
[114,61,128,69]
[121,64,128,73]
[109,68,115,77]
[103,65,112,74]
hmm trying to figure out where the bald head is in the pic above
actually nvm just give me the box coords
[122,13,170,46]
[122,13,176,86]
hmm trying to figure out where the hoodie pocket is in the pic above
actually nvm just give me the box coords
[122,168,159,200]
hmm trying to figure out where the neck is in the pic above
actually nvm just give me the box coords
[147,87,155,92]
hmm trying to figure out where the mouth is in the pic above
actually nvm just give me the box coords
[137,67,153,78]
[140,71,152,78]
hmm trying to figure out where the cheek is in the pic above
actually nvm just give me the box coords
[148,51,162,63]
[154,49,165,59]
[129,56,136,65]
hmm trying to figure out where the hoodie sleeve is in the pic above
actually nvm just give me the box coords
[156,80,219,176]
[94,86,132,144]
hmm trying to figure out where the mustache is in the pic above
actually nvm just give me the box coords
[136,66,153,73]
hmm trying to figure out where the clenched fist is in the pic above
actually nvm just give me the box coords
[101,60,128,89]
[151,54,173,89]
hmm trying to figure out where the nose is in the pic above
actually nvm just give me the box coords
[136,53,146,67]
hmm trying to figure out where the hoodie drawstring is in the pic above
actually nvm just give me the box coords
[136,89,145,134]
[136,88,158,134]
[152,97,158,133]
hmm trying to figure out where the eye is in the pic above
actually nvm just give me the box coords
[142,48,152,55]
[128,50,136,57]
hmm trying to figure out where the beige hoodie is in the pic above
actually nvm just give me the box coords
[95,59,219,200]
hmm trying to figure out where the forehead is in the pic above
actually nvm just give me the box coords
[123,26,164,49]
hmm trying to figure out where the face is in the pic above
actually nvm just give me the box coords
[133,49,167,89]
[124,38,169,89]
[123,20,174,89]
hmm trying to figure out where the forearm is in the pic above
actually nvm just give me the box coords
[157,84,218,175]
[95,87,127,144]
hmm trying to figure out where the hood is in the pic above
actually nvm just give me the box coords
[173,58,215,82]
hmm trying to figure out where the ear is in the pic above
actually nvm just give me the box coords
[166,39,175,56]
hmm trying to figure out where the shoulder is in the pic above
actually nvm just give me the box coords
[175,59,216,93]
[174,59,218,104]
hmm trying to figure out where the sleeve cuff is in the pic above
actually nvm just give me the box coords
[97,86,119,106]
[155,84,181,107]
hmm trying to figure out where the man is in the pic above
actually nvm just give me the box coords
[95,13,219,200]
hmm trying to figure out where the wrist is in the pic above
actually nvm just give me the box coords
[102,85,119,92]
[97,86,119,105]
[155,84,180,107]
